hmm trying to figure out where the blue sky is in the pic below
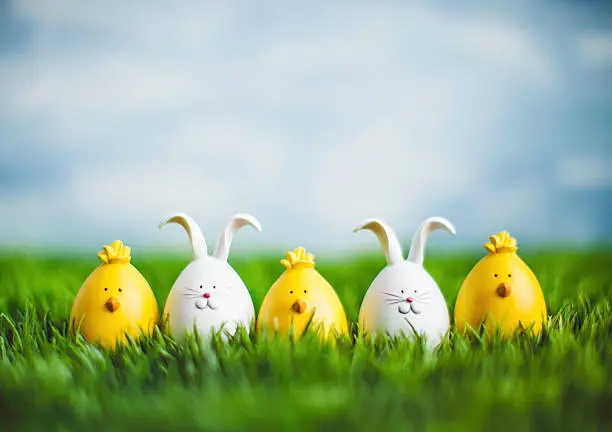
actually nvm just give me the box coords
[0,1,611,255]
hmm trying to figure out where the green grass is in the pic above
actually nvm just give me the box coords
[0,250,611,431]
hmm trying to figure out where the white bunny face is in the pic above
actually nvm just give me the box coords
[159,212,261,341]
[355,217,455,348]
[359,261,449,346]
[163,258,255,340]
[384,273,433,316]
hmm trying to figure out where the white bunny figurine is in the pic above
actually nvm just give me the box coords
[160,212,262,340]
[354,217,455,348]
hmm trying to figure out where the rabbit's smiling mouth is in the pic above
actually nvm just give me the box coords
[182,288,220,311]
[195,296,219,310]
[384,290,430,315]
[397,300,422,315]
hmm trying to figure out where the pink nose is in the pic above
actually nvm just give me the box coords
[406,297,413,303]
[203,292,211,299]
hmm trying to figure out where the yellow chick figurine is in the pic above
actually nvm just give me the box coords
[256,247,348,339]
[70,240,159,348]
[454,231,547,336]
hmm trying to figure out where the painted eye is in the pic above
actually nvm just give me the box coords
[304,290,307,294]
[494,274,498,278]
[401,290,404,294]
[414,289,417,293]
[508,274,512,278]
[104,288,108,291]
[213,285,216,289]
[290,290,294,294]
[200,285,203,289]
[118,288,122,293]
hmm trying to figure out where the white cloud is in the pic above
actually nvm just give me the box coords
[2,2,560,124]
[449,20,558,88]
[309,86,475,232]
[10,0,237,49]
[12,56,200,117]
[578,32,612,68]
[557,154,612,189]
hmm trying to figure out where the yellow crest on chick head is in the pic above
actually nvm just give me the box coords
[257,246,348,340]
[484,231,518,255]
[98,240,131,264]
[280,247,315,270]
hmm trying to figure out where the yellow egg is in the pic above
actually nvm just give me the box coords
[70,240,159,348]
[454,231,547,336]
[256,247,348,339]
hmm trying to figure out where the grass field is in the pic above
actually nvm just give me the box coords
[0,249,611,431]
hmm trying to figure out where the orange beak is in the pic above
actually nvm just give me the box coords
[496,282,512,298]
[105,297,121,312]
[292,299,307,314]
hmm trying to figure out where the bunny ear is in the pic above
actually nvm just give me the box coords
[213,213,262,261]
[159,213,207,260]
[407,217,455,266]
[353,218,404,265]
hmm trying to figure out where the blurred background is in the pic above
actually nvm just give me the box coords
[0,0,611,255]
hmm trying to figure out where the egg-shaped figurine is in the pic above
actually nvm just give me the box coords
[454,231,547,336]
[160,212,261,341]
[256,247,348,339]
[355,217,455,348]
[70,240,159,348]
